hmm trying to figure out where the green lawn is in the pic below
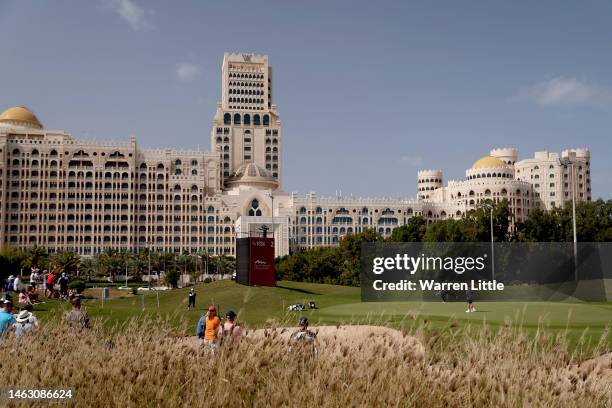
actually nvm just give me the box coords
[29,280,611,348]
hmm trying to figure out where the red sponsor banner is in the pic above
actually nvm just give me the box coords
[249,237,275,286]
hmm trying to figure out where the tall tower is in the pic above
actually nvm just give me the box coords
[210,53,282,189]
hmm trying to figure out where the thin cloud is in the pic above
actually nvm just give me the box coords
[176,63,201,81]
[107,0,154,32]
[518,77,611,108]
[399,155,423,167]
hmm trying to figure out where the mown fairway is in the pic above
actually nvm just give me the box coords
[31,280,611,347]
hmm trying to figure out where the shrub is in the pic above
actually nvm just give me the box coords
[203,277,213,284]
[67,279,86,294]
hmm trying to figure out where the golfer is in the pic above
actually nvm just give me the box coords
[466,288,476,313]
[188,288,196,309]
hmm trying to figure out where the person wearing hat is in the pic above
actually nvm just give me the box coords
[290,316,317,343]
[64,297,90,330]
[219,310,242,341]
[203,305,221,346]
[0,300,16,337]
[187,288,196,309]
[13,305,38,338]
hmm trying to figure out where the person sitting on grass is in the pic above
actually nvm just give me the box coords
[26,284,40,304]
[18,289,33,306]
[64,297,90,330]
[13,305,39,338]
[0,300,15,338]
[219,310,242,343]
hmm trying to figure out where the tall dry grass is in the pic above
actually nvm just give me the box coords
[0,318,610,407]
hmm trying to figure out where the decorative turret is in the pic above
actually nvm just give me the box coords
[417,169,443,200]
[490,147,518,166]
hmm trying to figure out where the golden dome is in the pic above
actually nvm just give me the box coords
[0,106,43,129]
[471,156,508,169]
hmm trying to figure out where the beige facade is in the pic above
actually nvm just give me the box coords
[514,149,591,210]
[211,53,282,188]
[0,53,593,258]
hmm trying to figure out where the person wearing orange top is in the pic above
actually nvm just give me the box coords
[203,305,220,347]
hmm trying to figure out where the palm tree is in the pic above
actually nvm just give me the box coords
[99,248,123,282]
[79,257,96,281]
[216,255,236,277]
[51,250,80,275]
[20,245,48,271]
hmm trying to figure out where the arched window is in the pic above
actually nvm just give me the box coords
[254,114,261,125]
[224,113,231,125]
[175,159,182,165]
[244,114,251,125]
[263,114,270,126]
[248,199,262,216]
[234,113,241,125]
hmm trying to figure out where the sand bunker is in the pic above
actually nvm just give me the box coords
[182,325,425,361]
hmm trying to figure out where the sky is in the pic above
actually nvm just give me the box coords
[1,1,611,199]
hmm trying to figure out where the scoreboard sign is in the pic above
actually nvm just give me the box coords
[236,237,276,286]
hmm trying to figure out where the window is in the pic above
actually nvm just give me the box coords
[224,113,231,125]
[234,113,241,125]
[248,199,262,216]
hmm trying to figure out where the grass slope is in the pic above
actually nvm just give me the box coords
[30,280,610,348]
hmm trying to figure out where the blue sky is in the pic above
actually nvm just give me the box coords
[1,1,611,198]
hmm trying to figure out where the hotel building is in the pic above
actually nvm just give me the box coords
[0,53,592,257]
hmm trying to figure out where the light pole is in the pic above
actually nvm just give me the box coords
[146,241,152,290]
[489,203,495,281]
[561,159,578,281]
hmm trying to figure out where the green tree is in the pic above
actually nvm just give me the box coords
[21,245,48,271]
[0,246,25,281]
[465,199,513,242]
[79,257,97,281]
[51,250,80,275]
[99,248,124,282]
[388,216,427,242]
[163,269,179,288]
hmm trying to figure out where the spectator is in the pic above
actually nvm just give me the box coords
[30,267,41,289]
[219,310,242,342]
[13,275,24,293]
[26,284,39,304]
[203,305,220,347]
[58,273,69,299]
[45,269,57,298]
[13,305,38,338]
[0,300,15,338]
[6,275,15,292]
[64,297,90,330]
[18,290,32,306]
